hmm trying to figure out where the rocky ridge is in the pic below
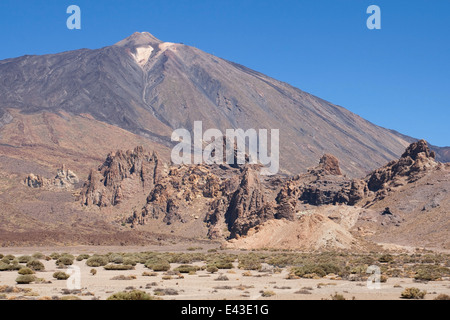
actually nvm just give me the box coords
[74,140,447,250]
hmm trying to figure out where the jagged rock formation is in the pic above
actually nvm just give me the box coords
[76,140,448,250]
[224,167,276,238]
[366,139,441,193]
[80,146,160,206]
[308,154,343,176]
[24,165,79,190]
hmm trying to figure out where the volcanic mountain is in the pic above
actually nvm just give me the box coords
[1,31,447,179]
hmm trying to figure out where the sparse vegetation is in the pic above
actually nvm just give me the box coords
[18,267,35,275]
[17,255,33,263]
[110,275,137,280]
[174,264,199,273]
[261,290,275,297]
[434,294,450,300]
[26,260,45,271]
[56,256,74,266]
[330,293,346,300]
[104,264,134,271]
[107,290,156,300]
[86,255,109,267]
[76,254,90,261]
[401,287,427,299]
[16,275,36,284]
[53,271,70,280]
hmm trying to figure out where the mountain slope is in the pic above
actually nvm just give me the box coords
[0,31,430,177]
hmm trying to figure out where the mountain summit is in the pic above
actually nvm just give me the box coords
[0,32,447,177]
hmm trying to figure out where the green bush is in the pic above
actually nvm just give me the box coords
[17,255,33,263]
[123,258,137,266]
[56,256,74,266]
[76,254,90,261]
[238,255,261,270]
[108,254,124,264]
[152,263,170,272]
[174,265,199,273]
[104,264,134,271]
[291,263,341,278]
[26,260,45,271]
[206,265,219,274]
[0,262,10,271]
[145,258,170,272]
[413,265,450,281]
[86,255,109,267]
[53,271,70,280]
[49,253,61,260]
[4,255,15,261]
[210,259,234,269]
[16,275,36,284]
[107,290,156,300]
[18,267,35,275]
[8,261,22,271]
[32,252,46,260]
[401,287,426,299]
[261,291,275,297]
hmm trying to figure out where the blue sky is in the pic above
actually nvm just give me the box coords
[0,0,449,146]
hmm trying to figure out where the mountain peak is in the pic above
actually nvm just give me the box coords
[115,32,162,48]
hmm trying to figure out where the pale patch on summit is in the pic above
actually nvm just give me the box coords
[131,45,154,67]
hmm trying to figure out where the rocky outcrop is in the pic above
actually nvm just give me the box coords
[80,146,160,206]
[367,140,440,192]
[308,154,343,176]
[24,165,79,190]
[225,167,276,238]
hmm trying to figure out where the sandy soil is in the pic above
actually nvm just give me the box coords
[0,247,449,300]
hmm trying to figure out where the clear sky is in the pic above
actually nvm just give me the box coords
[0,0,449,146]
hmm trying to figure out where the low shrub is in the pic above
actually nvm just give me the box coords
[18,267,35,275]
[17,255,33,263]
[53,271,70,280]
[26,260,45,271]
[76,254,90,261]
[49,253,61,260]
[401,287,427,299]
[214,275,229,281]
[32,252,46,260]
[86,255,109,267]
[0,262,10,271]
[434,294,450,300]
[56,256,74,266]
[110,275,137,280]
[206,265,219,274]
[107,290,156,300]
[174,265,199,273]
[151,262,171,272]
[16,275,36,284]
[123,258,137,266]
[261,291,275,297]
[104,264,134,271]
[330,293,346,300]
[108,254,124,264]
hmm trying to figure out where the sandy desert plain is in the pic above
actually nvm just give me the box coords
[0,243,449,301]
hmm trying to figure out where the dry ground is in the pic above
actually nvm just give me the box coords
[0,246,449,300]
